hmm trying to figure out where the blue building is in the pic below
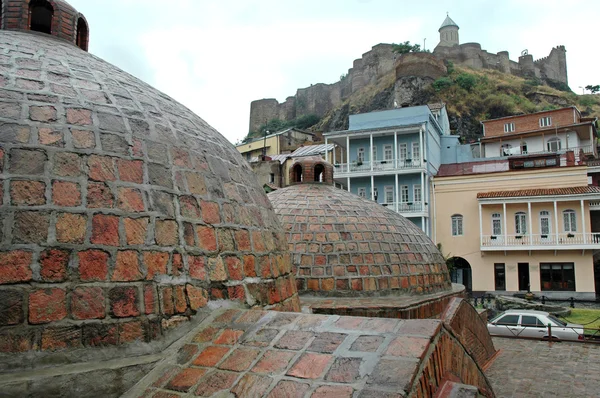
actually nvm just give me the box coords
[324,104,454,236]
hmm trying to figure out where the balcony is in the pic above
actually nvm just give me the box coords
[381,201,428,215]
[481,232,600,251]
[334,158,423,176]
[503,144,595,161]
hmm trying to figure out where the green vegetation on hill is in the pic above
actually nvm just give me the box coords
[242,114,320,143]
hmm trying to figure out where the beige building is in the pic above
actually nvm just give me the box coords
[434,161,600,299]
[236,128,316,161]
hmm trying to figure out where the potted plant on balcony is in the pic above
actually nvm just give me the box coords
[356,160,363,167]
[515,235,523,239]
[491,236,497,240]
[567,233,575,238]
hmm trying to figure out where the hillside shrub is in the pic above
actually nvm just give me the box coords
[455,73,477,91]
[432,77,453,91]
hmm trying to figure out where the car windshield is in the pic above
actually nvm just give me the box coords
[548,315,567,327]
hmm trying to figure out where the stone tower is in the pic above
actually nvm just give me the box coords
[437,14,459,47]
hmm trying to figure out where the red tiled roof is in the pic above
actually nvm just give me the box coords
[477,186,600,199]
[437,160,509,177]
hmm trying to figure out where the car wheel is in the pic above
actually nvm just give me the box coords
[543,335,560,341]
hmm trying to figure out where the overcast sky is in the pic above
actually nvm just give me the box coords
[68,0,598,145]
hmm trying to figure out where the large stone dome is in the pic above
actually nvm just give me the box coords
[0,26,298,352]
[269,157,451,296]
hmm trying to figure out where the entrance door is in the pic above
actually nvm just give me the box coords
[594,261,600,298]
[518,263,530,291]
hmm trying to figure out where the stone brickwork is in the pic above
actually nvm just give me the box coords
[288,156,333,185]
[0,28,299,353]
[129,307,495,397]
[269,159,451,296]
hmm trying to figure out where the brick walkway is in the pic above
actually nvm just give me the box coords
[486,337,600,397]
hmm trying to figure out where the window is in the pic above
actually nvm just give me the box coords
[412,142,420,162]
[504,123,515,133]
[494,263,506,290]
[496,314,519,326]
[413,185,422,203]
[384,145,393,161]
[451,214,463,236]
[314,164,324,182]
[76,17,89,51]
[515,212,527,235]
[521,315,544,328]
[384,186,394,204]
[563,209,576,232]
[357,187,366,198]
[292,164,303,183]
[540,116,552,127]
[540,210,551,236]
[501,143,512,156]
[372,146,377,162]
[269,173,275,183]
[520,141,528,155]
[400,186,409,203]
[373,187,378,201]
[492,213,502,236]
[547,138,561,152]
[357,148,365,163]
[540,263,575,291]
[398,143,407,161]
[29,0,53,34]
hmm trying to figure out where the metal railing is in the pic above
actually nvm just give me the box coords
[334,158,423,173]
[503,144,595,160]
[381,201,428,213]
[481,232,600,247]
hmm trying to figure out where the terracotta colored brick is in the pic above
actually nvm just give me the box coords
[252,349,295,374]
[144,284,157,314]
[196,225,217,251]
[78,249,109,281]
[132,139,143,157]
[10,180,45,205]
[87,182,114,208]
[112,250,142,281]
[385,336,430,358]
[171,147,192,168]
[217,228,234,251]
[39,248,70,282]
[119,320,144,343]
[143,251,168,279]
[321,278,334,291]
[179,195,200,218]
[166,368,207,393]
[30,105,57,122]
[192,345,230,367]
[275,330,313,350]
[188,255,207,281]
[225,256,243,280]
[351,278,363,291]
[251,230,266,252]
[311,385,354,398]
[29,288,67,324]
[71,286,105,320]
[55,212,86,243]
[52,180,81,206]
[243,255,256,277]
[208,256,227,282]
[350,335,384,352]
[231,374,272,397]
[308,332,347,353]
[67,108,92,125]
[174,285,187,313]
[186,284,208,310]
[88,155,116,181]
[71,129,95,149]
[91,214,119,246]
[194,370,238,397]
[124,217,148,245]
[227,285,245,302]
[172,253,184,276]
[117,187,145,212]
[117,158,144,183]
[200,201,220,224]
[192,326,220,343]
[41,326,80,351]
[218,347,260,372]
[213,329,244,345]
[287,352,331,379]
[325,357,361,383]
[39,128,63,146]
[307,278,319,291]
[268,380,310,398]
[109,286,140,317]
[155,219,178,246]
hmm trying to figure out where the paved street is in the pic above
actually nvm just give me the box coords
[486,337,600,397]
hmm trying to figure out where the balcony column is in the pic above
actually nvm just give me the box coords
[325,137,329,163]
[346,136,350,172]
[554,201,559,243]
[395,173,399,213]
[419,127,424,167]
[591,125,597,157]
[503,203,507,242]
[371,175,375,201]
[479,202,483,247]
[347,177,350,193]
[421,172,425,209]
[394,132,398,169]
[581,199,587,243]
[370,133,374,171]
[333,145,336,164]
[527,202,533,243]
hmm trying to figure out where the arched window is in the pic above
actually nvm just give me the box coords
[563,209,576,232]
[451,214,463,236]
[292,164,303,183]
[547,137,561,152]
[76,16,89,51]
[314,163,324,182]
[515,212,527,235]
[491,213,502,236]
[540,210,551,236]
[29,0,54,34]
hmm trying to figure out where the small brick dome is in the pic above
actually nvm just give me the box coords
[0,27,298,353]
[269,158,451,296]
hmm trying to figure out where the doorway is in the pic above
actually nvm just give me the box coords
[518,262,530,291]
[449,257,472,292]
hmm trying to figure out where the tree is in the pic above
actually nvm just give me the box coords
[585,85,600,94]
[392,41,423,54]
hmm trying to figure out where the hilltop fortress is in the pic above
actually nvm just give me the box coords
[249,15,568,133]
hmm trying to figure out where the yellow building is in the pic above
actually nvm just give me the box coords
[434,159,600,299]
[235,128,316,161]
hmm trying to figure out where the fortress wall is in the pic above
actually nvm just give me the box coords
[249,98,280,133]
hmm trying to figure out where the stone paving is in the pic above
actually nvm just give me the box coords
[486,337,600,397]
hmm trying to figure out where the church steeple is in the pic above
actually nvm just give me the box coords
[438,13,459,47]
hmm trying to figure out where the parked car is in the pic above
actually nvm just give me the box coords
[487,309,584,341]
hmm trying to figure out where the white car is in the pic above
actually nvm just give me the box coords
[487,309,584,341]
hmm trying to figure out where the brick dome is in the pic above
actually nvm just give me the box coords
[0,27,298,352]
[269,158,451,296]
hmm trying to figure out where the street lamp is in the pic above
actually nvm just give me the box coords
[579,86,585,95]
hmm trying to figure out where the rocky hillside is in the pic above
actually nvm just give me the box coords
[316,63,600,142]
